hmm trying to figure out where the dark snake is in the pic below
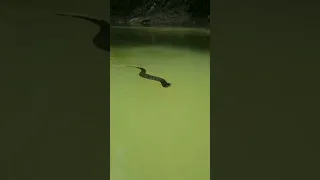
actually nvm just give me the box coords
[126,65,171,88]
[56,13,171,88]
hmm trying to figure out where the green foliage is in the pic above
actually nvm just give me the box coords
[111,0,209,17]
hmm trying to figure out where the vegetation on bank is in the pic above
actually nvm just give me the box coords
[110,0,209,26]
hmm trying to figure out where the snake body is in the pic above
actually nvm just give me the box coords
[56,12,110,52]
[126,65,171,88]
[57,13,171,88]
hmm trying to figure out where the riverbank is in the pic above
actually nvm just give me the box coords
[110,15,209,28]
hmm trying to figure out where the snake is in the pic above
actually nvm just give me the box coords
[128,65,171,88]
[57,12,171,88]
[112,65,171,88]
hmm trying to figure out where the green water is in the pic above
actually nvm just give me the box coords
[110,27,210,180]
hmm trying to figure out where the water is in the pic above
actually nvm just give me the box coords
[110,27,210,180]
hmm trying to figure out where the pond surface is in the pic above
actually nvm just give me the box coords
[110,26,210,180]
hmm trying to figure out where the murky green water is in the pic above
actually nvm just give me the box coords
[110,27,210,180]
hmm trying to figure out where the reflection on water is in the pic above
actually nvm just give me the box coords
[110,26,210,180]
[111,26,209,51]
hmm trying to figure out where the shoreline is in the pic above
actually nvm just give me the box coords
[110,16,209,29]
[111,25,210,32]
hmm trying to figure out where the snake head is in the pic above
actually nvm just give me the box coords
[163,83,171,88]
